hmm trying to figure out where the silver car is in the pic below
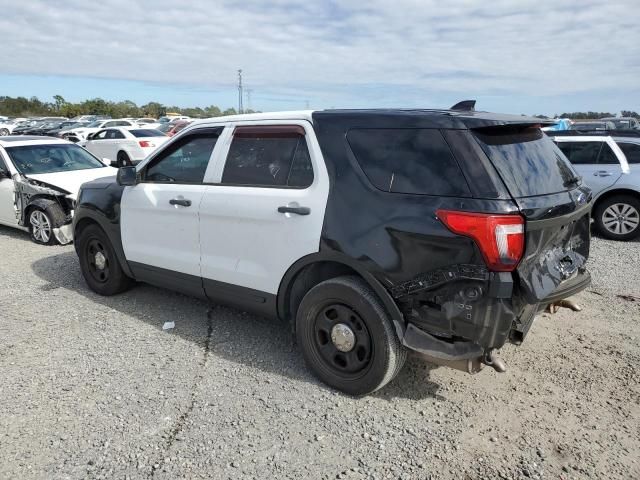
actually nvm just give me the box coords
[551,134,640,240]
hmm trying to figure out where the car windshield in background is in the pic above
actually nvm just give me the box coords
[86,121,103,128]
[472,126,580,198]
[5,144,106,174]
[574,122,606,130]
[129,129,166,137]
[157,123,172,133]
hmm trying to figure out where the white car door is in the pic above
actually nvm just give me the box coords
[0,151,17,226]
[85,129,109,161]
[120,127,222,295]
[198,121,329,298]
[555,137,627,197]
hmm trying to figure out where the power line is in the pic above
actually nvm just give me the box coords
[237,69,243,114]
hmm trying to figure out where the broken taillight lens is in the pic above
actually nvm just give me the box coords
[436,210,525,272]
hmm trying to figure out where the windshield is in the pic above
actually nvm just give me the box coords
[130,129,166,137]
[574,122,605,130]
[473,126,580,198]
[86,120,103,128]
[157,123,172,133]
[5,144,106,174]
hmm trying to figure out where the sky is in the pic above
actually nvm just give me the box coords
[0,0,638,116]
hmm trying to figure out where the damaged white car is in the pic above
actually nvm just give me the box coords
[0,136,116,245]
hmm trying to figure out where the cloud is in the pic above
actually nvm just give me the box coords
[0,0,638,110]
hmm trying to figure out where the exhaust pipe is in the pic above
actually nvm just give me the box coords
[419,349,507,374]
[418,354,484,374]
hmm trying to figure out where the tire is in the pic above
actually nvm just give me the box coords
[116,151,132,168]
[0,128,9,136]
[296,276,406,396]
[28,202,66,245]
[594,194,640,241]
[77,224,134,295]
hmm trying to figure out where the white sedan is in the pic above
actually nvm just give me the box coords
[64,119,136,142]
[82,127,170,167]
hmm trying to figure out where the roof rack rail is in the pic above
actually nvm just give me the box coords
[450,100,476,111]
[545,129,640,138]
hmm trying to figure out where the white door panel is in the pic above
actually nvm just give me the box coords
[0,177,17,225]
[121,184,206,276]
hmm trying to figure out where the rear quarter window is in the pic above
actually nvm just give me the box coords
[473,127,579,198]
[346,128,471,196]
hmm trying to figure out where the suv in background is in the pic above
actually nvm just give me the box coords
[601,117,640,130]
[549,132,640,240]
[72,107,591,395]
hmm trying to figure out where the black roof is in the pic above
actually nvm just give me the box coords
[0,135,64,143]
[545,129,640,138]
[315,109,554,129]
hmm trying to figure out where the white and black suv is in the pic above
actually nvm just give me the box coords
[73,108,592,395]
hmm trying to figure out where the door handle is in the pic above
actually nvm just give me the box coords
[594,171,613,177]
[169,198,192,207]
[278,206,310,215]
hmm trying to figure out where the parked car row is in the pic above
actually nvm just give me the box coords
[545,117,640,132]
[0,104,599,395]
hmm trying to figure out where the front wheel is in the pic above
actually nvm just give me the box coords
[296,276,406,396]
[594,195,640,241]
[77,224,134,295]
[28,203,66,245]
[0,128,9,136]
[116,151,132,168]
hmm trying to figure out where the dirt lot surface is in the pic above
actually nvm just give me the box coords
[1,226,638,480]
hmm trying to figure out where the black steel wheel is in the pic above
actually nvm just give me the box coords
[77,224,134,296]
[296,276,406,396]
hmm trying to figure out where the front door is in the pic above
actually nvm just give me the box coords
[556,139,623,196]
[120,128,222,296]
[199,122,329,299]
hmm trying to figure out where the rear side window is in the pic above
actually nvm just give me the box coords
[346,128,470,196]
[618,142,640,164]
[130,129,165,137]
[473,127,579,198]
[221,125,314,188]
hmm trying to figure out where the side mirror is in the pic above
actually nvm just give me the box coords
[0,167,10,179]
[116,166,137,186]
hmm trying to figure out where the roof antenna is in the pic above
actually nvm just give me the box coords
[450,100,476,111]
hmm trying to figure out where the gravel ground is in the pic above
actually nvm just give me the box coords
[0,225,638,480]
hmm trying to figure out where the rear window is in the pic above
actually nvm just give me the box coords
[130,129,166,138]
[346,128,470,196]
[473,126,579,198]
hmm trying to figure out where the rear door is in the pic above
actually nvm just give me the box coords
[120,127,222,296]
[554,137,624,196]
[198,121,329,299]
[472,126,591,303]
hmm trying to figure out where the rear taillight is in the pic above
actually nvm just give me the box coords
[436,210,525,272]
[139,140,155,148]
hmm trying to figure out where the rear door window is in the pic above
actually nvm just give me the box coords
[346,128,470,196]
[618,142,640,164]
[473,127,579,198]
[221,125,314,188]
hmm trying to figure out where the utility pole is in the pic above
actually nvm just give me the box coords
[237,69,243,114]
[245,88,253,112]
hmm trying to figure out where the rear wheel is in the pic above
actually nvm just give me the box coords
[0,128,9,136]
[116,151,132,168]
[296,276,406,396]
[594,194,640,241]
[77,224,134,295]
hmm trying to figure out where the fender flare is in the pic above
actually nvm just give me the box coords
[277,252,406,340]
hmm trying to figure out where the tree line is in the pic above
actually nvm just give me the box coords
[555,111,639,119]
[0,95,256,119]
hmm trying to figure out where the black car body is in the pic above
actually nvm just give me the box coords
[72,107,592,394]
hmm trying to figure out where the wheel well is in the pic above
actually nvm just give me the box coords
[282,261,360,331]
[74,217,100,240]
[593,188,640,212]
